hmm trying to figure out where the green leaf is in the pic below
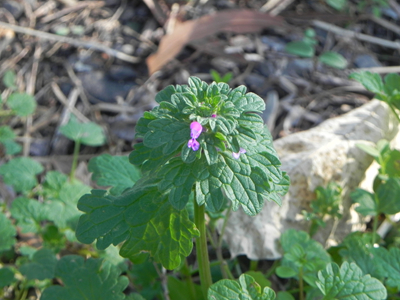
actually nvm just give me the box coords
[2,139,22,155]
[196,176,225,213]
[41,256,129,300]
[126,294,146,300]
[42,171,68,199]
[7,93,36,116]
[0,157,43,192]
[219,154,265,215]
[276,291,295,300]
[318,52,347,69]
[280,230,331,287]
[232,92,266,113]
[208,274,276,300]
[0,267,16,288]
[0,212,16,252]
[325,0,346,10]
[158,158,208,210]
[384,73,400,96]
[376,178,400,215]
[285,41,315,58]
[372,247,400,289]
[356,142,380,159]
[128,260,163,299]
[383,73,400,96]
[60,115,106,146]
[129,142,175,174]
[76,183,199,270]
[3,70,17,90]
[351,188,377,216]
[0,125,21,155]
[88,154,141,196]
[155,85,177,104]
[167,276,203,300]
[10,197,47,233]
[311,182,342,218]
[244,271,271,290]
[0,125,15,142]
[384,149,400,177]
[46,180,91,229]
[349,71,384,95]
[20,248,57,280]
[143,118,189,155]
[316,262,387,300]
[339,233,383,278]
[276,266,297,278]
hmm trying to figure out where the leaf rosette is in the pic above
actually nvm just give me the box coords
[76,77,289,269]
[130,77,289,215]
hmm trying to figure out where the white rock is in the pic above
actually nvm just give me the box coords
[222,100,400,259]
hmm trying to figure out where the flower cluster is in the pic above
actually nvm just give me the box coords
[187,121,202,151]
[187,121,246,159]
[232,148,246,159]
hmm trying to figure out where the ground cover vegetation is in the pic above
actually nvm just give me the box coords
[1,72,399,300]
[1,0,400,299]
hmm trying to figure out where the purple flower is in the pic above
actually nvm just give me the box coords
[211,114,217,118]
[188,121,202,151]
[188,138,200,151]
[190,121,202,139]
[232,148,246,159]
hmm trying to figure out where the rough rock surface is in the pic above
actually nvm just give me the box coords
[223,100,400,259]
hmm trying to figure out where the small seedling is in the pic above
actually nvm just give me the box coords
[210,69,233,84]
[285,28,348,69]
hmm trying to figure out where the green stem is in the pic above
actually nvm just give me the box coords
[264,259,280,279]
[182,259,196,300]
[389,104,400,124]
[372,194,380,245]
[194,200,212,298]
[249,260,258,271]
[299,267,304,300]
[0,110,14,117]
[70,140,81,181]
[372,215,379,245]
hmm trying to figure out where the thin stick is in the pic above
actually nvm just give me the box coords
[41,1,105,23]
[369,15,400,35]
[350,65,400,74]
[312,19,400,50]
[51,82,90,123]
[23,45,42,157]
[0,47,30,77]
[0,21,140,63]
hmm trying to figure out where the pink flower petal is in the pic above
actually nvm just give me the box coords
[190,121,203,139]
[188,138,200,151]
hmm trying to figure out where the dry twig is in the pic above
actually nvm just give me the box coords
[51,82,90,123]
[0,21,140,63]
[312,19,400,50]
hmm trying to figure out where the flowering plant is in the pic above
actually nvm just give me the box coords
[75,77,289,298]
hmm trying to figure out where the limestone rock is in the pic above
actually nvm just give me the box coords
[222,100,399,259]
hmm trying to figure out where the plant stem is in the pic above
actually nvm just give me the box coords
[299,267,304,300]
[70,140,81,181]
[389,104,400,124]
[0,110,14,117]
[182,259,197,300]
[194,200,212,298]
[249,260,258,271]
[264,259,280,279]
[372,194,380,245]
[372,216,379,245]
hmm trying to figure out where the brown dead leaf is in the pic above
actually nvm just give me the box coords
[146,9,286,74]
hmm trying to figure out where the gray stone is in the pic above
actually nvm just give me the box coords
[354,54,382,68]
[222,100,399,259]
